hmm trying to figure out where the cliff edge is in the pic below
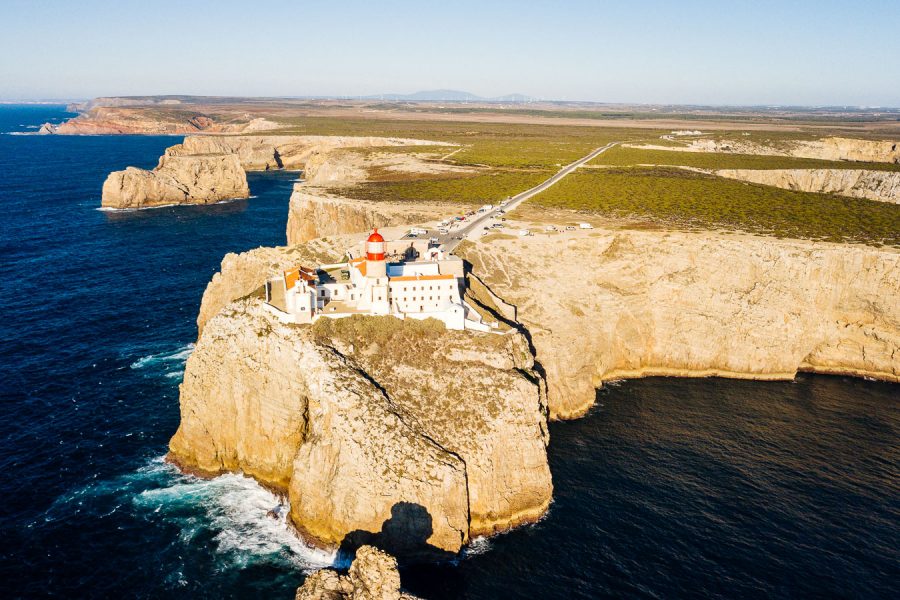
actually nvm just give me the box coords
[100,135,450,210]
[285,147,465,244]
[459,228,900,419]
[715,168,900,205]
[168,301,551,555]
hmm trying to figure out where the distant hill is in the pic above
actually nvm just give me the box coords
[362,89,538,103]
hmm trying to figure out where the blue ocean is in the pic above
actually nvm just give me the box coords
[1,105,897,599]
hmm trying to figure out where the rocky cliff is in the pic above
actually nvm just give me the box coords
[458,229,900,419]
[285,146,466,244]
[100,135,450,209]
[716,168,900,204]
[172,135,451,171]
[631,136,900,164]
[195,238,348,336]
[101,151,249,209]
[40,106,282,135]
[295,545,419,600]
[791,137,900,164]
[286,191,446,245]
[168,301,551,555]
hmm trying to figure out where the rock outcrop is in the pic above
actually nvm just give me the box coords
[459,229,900,419]
[168,301,551,555]
[195,239,348,336]
[285,146,467,244]
[100,135,452,209]
[716,168,900,204]
[101,151,249,209]
[295,546,419,600]
[791,137,900,164]
[171,136,451,171]
[286,191,446,245]
[39,106,282,135]
[631,136,900,164]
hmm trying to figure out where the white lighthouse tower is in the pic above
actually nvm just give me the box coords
[363,228,390,314]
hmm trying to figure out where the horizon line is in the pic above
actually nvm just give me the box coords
[1,95,900,112]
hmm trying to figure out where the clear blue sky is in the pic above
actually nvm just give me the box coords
[1,0,898,106]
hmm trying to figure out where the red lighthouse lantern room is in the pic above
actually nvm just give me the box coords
[366,228,385,261]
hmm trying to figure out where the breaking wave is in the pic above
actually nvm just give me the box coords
[132,459,335,572]
[44,457,335,574]
[130,343,194,378]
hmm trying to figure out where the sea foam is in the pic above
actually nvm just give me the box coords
[132,461,335,572]
[130,343,194,370]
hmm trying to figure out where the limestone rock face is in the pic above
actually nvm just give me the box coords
[630,136,900,164]
[286,191,446,245]
[459,230,900,419]
[168,302,551,555]
[716,168,900,204]
[295,546,419,600]
[44,106,219,135]
[791,137,900,164]
[195,239,347,336]
[100,152,249,209]
[100,135,450,209]
[40,106,282,135]
[173,135,451,171]
[285,147,467,244]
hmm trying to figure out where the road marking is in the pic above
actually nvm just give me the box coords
[439,142,619,250]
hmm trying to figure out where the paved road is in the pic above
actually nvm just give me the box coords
[403,142,618,251]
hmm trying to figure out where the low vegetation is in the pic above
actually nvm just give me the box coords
[532,167,900,247]
[590,146,900,172]
[269,116,653,167]
[271,115,899,246]
[333,169,550,205]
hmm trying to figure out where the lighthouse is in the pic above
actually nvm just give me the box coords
[365,228,387,278]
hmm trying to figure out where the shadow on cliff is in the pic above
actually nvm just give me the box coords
[461,263,548,388]
[337,502,458,565]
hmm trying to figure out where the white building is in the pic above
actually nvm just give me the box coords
[265,228,495,331]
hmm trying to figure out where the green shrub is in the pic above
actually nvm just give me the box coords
[533,167,900,247]
[591,146,900,172]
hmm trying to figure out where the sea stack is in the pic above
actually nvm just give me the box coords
[101,150,249,209]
